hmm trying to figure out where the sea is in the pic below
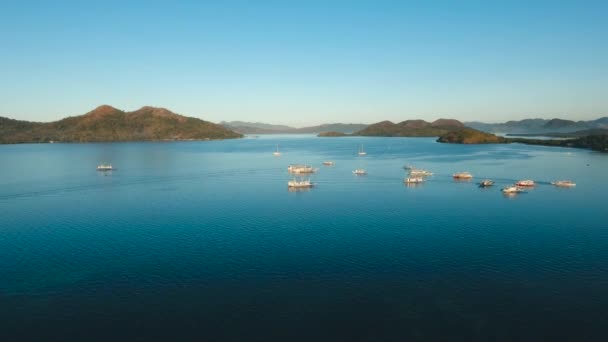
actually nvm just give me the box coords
[1,135,607,341]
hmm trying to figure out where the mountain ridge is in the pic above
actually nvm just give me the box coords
[0,106,242,144]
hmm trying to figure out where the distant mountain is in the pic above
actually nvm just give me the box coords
[0,105,242,144]
[354,119,465,137]
[222,121,367,134]
[297,123,368,134]
[507,128,608,138]
[220,121,295,133]
[466,117,608,134]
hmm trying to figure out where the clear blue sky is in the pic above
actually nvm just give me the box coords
[1,0,606,126]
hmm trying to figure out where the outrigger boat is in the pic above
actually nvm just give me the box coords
[551,180,576,187]
[479,179,494,187]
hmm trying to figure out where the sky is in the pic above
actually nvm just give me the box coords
[0,0,607,126]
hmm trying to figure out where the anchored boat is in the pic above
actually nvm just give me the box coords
[409,169,433,176]
[352,169,367,175]
[288,164,318,173]
[479,179,494,187]
[97,164,114,171]
[273,144,281,156]
[515,180,535,187]
[404,177,425,184]
[288,178,313,188]
[453,172,473,180]
[552,180,576,187]
[358,145,367,156]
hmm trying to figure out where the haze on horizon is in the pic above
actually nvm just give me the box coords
[1,0,607,126]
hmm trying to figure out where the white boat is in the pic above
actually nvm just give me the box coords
[515,180,535,187]
[501,185,522,194]
[352,169,367,175]
[552,180,576,187]
[479,179,494,187]
[97,164,114,171]
[404,177,425,184]
[287,164,318,173]
[288,178,313,188]
[409,169,433,176]
[453,172,473,179]
[273,144,281,156]
[323,161,335,166]
[358,145,367,156]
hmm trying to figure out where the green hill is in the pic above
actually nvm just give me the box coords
[0,105,242,144]
[354,119,465,137]
[436,128,507,144]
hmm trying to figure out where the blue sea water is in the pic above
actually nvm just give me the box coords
[1,136,607,341]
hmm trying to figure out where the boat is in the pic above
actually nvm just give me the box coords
[322,161,335,166]
[501,185,522,194]
[404,177,425,184]
[515,180,535,187]
[479,179,494,187]
[551,180,576,187]
[288,178,313,188]
[409,169,433,176]
[287,164,318,173]
[453,172,473,179]
[358,145,367,156]
[96,164,114,171]
[352,169,367,175]
[273,144,281,156]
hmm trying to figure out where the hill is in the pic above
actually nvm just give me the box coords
[436,128,507,144]
[317,131,348,137]
[354,119,465,137]
[0,105,242,144]
[466,117,608,134]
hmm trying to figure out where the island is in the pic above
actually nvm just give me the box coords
[317,131,347,137]
[0,105,243,144]
[436,128,507,144]
[353,119,465,137]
